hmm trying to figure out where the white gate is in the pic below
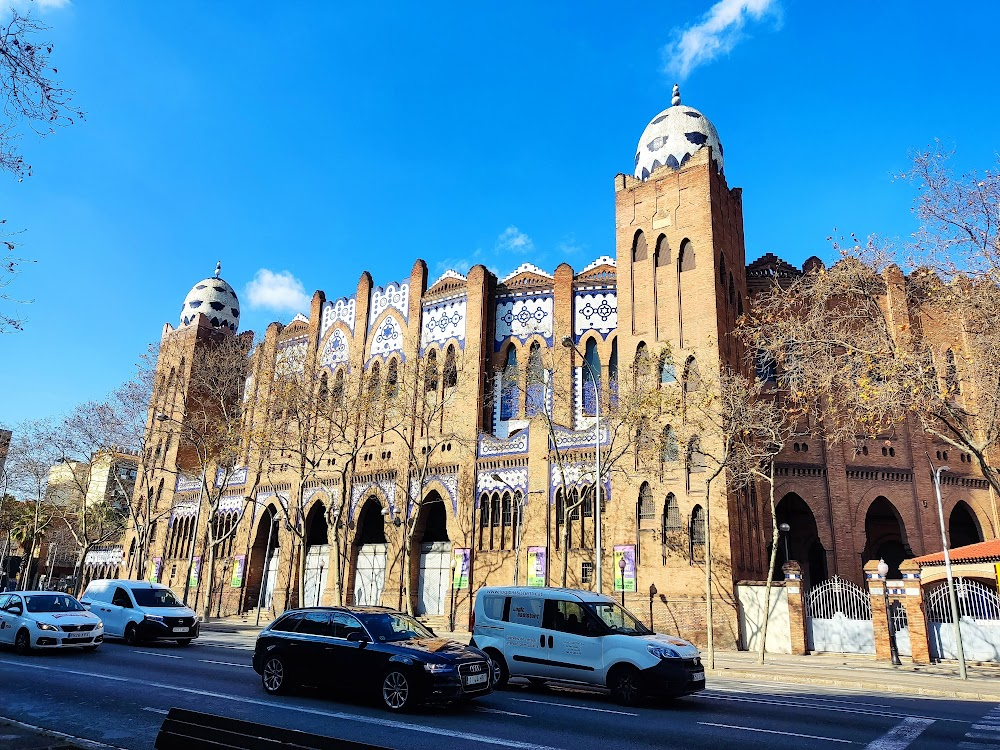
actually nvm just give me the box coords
[927,578,1000,663]
[417,542,451,616]
[354,544,387,606]
[806,576,875,654]
[303,544,329,608]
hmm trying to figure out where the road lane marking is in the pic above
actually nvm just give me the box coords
[973,724,1000,732]
[698,722,854,744]
[132,650,182,659]
[0,714,129,750]
[0,659,565,750]
[707,687,893,708]
[142,707,169,715]
[199,659,253,668]
[512,698,637,716]
[863,718,935,750]
[698,691,965,722]
[474,707,531,718]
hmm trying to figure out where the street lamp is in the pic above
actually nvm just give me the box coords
[491,474,526,586]
[931,464,968,680]
[648,583,657,631]
[156,412,204,607]
[778,522,791,562]
[562,336,604,594]
[618,555,627,607]
[876,558,902,666]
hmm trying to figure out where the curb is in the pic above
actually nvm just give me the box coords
[707,668,1000,702]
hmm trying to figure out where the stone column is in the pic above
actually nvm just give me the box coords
[782,561,809,655]
[899,559,931,664]
[864,559,892,661]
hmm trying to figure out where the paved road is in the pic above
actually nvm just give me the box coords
[0,635,997,750]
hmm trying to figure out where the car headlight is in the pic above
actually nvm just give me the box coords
[37,622,59,632]
[144,615,164,622]
[96,620,103,629]
[423,663,455,674]
[648,644,680,660]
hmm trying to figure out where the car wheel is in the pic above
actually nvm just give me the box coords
[608,664,642,706]
[176,639,193,646]
[485,650,509,689]
[381,670,412,711]
[261,655,290,695]
[13,629,30,656]
[123,623,140,646]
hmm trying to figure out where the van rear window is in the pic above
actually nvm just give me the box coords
[482,595,506,621]
[507,596,543,627]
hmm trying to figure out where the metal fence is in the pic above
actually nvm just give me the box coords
[806,576,872,620]
[926,578,1000,622]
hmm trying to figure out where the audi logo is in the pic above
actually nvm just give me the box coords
[468,664,482,673]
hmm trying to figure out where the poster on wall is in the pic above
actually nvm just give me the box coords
[527,546,546,587]
[189,556,201,587]
[149,557,162,583]
[452,548,470,589]
[231,555,245,587]
[613,545,636,592]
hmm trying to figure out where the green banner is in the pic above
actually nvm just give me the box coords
[452,548,470,590]
[527,547,546,587]
[231,555,245,587]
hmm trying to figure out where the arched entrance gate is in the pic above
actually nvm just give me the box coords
[805,575,875,654]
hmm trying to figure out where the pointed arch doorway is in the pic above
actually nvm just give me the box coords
[303,501,330,608]
[415,492,451,616]
[353,497,388,606]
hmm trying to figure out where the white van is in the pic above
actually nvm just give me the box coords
[80,579,200,646]
[471,586,703,705]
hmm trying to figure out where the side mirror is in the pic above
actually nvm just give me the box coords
[346,631,370,646]
[8,605,22,616]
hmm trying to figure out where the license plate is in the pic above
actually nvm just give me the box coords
[692,672,705,682]
[465,673,489,686]
[66,631,89,639]
[172,626,188,633]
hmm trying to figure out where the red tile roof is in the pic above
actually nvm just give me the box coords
[913,539,1000,565]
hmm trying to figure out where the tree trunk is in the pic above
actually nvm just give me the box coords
[330,523,343,606]
[201,542,217,621]
[704,475,714,670]
[73,547,88,597]
[297,532,307,609]
[403,526,414,616]
[560,523,571,587]
[758,465,779,666]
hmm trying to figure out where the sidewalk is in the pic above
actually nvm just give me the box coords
[200,618,1000,702]
[0,717,91,749]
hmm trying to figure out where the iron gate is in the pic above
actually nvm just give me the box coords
[926,578,1000,662]
[806,575,875,654]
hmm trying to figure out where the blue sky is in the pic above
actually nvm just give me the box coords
[2,0,998,427]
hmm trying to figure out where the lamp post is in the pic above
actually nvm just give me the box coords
[876,558,902,666]
[618,555,627,607]
[562,336,603,594]
[931,464,968,680]
[648,583,657,631]
[778,522,791,562]
[156,412,205,607]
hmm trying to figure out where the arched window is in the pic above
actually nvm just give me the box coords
[659,355,676,384]
[655,235,670,266]
[632,230,647,262]
[945,348,961,394]
[663,494,681,533]
[425,349,439,393]
[686,436,706,492]
[683,356,700,392]
[478,494,489,550]
[500,492,512,549]
[633,342,650,383]
[368,361,382,400]
[755,350,776,383]
[678,239,695,271]
[318,371,329,402]
[661,425,679,463]
[690,505,706,562]
[525,341,545,417]
[443,345,458,389]
[385,358,399,400]
[332,368,345,404]
[555,489,565,550]
[583,338,601,416]
[500,345,519,420]
[638,483,655,523]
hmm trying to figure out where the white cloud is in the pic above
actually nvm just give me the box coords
[495,225,534,255]
[7,0,71,11]
[245,269,311,313]
[664,0,778,80]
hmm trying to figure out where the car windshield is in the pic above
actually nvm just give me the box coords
[361,613,434,643]
[585,601,652,635]
[25,594,84,613]
[131,587,183,608]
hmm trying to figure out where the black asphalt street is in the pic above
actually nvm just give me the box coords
[0,635,997,750]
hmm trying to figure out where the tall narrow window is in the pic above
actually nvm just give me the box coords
[478,495,489,550]
[386,358,399,400]
[690,505,706,563]
[632,230,647,262]
[368,361,382,401]
[332,368,345,404]
[638,483,655,523]
[686,436,706,492]
[755,350,776,383]
[663,494,681,533]
[633,342,650,384]
[555,489,565,551]
[501,492,512,549]
[661,425,679,463]
[583,338,601,416]
[443,345,458,389]
[425,350,439,393]
[608,338,619,407]
[682,356,699,414]
[945,348,961,394]
[318,371,329,402]
[660,356,676,384]
[500,345,519,420]
[525,341,545,416]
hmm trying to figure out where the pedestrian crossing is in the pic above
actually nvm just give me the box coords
[958,704,1000,749]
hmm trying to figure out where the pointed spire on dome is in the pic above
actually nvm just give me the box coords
[671,83,681,107]
[215,261,222,278]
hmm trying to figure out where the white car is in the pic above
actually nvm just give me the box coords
[81,579,199,645]
[0,591,105,654]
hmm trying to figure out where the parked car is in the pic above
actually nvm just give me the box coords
[252,606,493,711]
[80,579,199,645]
[0,591,104,654]
[471,586,704,705]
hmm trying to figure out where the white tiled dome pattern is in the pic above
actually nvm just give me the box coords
[634,85,723,180]
[180,267,240,332]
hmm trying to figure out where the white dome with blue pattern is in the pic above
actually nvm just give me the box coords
[634,84,723,180]
[179,262,240,332]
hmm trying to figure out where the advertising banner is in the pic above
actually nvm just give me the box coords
[231,555,245,587]
[189,556,201,587]
[149,557,162,583]
[613,545,636,592]
[527,546,546,587]
[452,548,470,590]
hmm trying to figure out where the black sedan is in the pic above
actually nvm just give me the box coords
[252,606,493,711]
